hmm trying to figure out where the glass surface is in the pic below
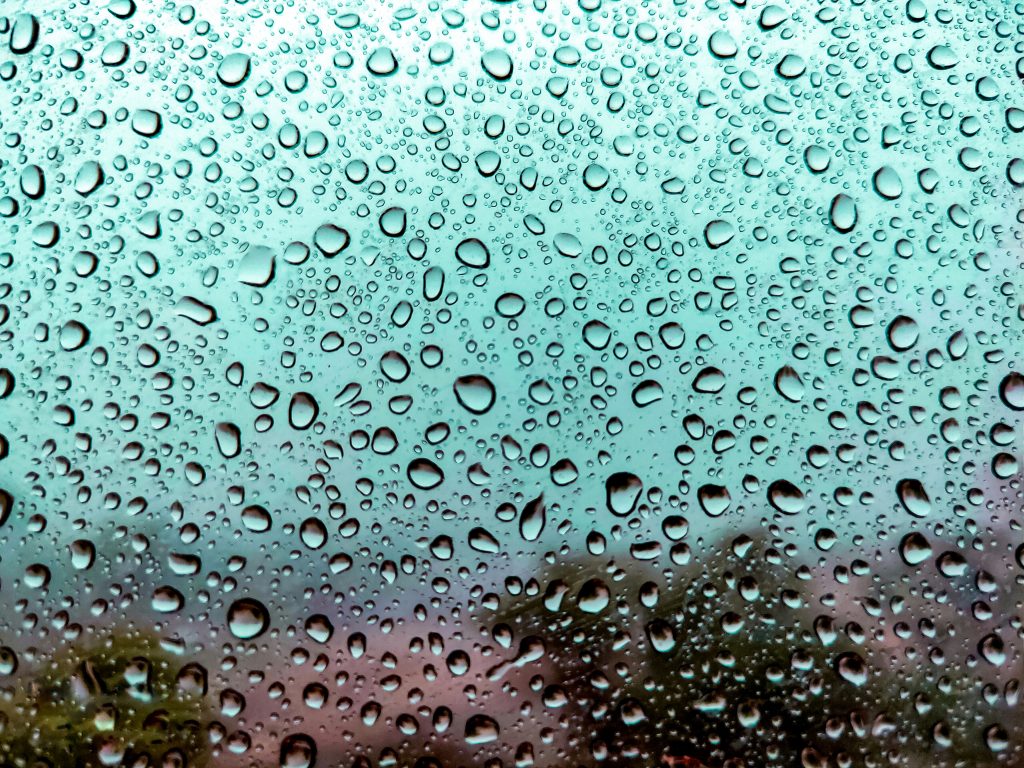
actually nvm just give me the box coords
[1,1,1023,767]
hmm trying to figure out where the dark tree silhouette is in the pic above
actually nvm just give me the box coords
[488,528,1008,768]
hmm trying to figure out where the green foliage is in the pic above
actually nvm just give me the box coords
[0,630,212,768]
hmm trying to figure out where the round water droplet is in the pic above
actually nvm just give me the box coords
[985,725,1009,753]
[708,30,737,58]
[300,517,327,549]
[583,320,612,350]
[455,238,490,268]
[583,163,609,190]
[805,145,830,173]
[835,652,867,686]
[288,393,319,430]
[69,539,95,570]
[131,109,162,137]
[379,207,407,237]
[238,244,275,286]
[366,47,398,76]
[576,578,610,613]
[978,633,1006,666]
[304,614,334,644]
[553,232,582,258]
[75,161,104,196]
[926,45,958,69]
[631,379,663,407]
[446,649,471,675]
[314,224,350,256]
[692,367,726,393]
[408,458,444,489]
[481,49,513,80]
[215,422,241,458]
[645,619,676,652]
[774,366,805,402]
[873,166,903,199]
[241,504,272,533]
[992,452,1019,479]
[228,598,270,639]
[899,532,931,565]
[217,52,251,86]
[380,350,411,382]
[453,374,496,414]
[886,315,919,351]
[697,484,731,517]
[496,293,525,317]
[280,734,317,768]
[767,480,805,514]
[999,372,1024,410]
[704,219,735,249]
[59,320,90,351]
[10,13,39,55]
[152,586,184,613]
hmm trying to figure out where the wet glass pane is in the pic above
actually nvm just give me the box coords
[1,2,1023,767]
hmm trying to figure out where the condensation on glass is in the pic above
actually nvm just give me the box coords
[0,1,1023,767]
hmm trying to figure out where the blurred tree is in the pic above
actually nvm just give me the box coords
[0,630,213,768]
[490,529,1002,768]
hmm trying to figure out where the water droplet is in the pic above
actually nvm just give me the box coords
[999,372,1024,410]
[288,393,319,430]
[280,734,317,768]
[767,480,805,515]
[217,52,251,86]
[366,47,398,76]
[886,315,919,351]
[829,194,857,233]
[708,30,737,58]
[453,374,496,414]
[873,165,903,199]
[774,366,805,402]
[455,238,490,268]
[606,472,643,516]
[519,494,546,541]
[704,219,735,249]
[481,49,513,80]
[899,532,932,565]
[926,45,958,70]
[465,714,500,744]
[228,598,270,639]
[408,459,444,489]
[697,484,731,517]
[896,479,931,518]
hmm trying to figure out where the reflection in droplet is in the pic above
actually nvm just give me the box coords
[228,598,270,639]
[606,472,643,517]
[453,374,496,414]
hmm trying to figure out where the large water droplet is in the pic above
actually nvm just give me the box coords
[228,598,270,639]
[217,52,251,86]
[455,238,490,268]
[606,472,643,516]
[896,478,931,518]
[453,374,496,414]
[280,734,317,768]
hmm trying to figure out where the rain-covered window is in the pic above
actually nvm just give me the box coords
[1,1,1023,767]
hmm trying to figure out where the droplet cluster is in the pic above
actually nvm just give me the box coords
[0,1,1023,767]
